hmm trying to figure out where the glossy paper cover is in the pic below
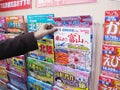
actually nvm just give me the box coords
[0,17,6,32]
[27,57,54,85]
[28,76,52,90]
[54,64,89,90]
[5,16,25,33]
[101,44,120,79]
[98,75,120,90]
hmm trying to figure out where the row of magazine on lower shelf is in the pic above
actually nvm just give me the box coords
[0,57,89,90]
[0,14,94,90]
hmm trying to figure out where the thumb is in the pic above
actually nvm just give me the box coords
[46,28,58,34]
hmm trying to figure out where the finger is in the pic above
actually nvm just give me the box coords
[47,28,58,34]
[45,23,54,29]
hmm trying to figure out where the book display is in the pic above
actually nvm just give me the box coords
[98,10,120,90]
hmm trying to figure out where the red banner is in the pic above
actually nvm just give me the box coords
[36,0,97,8]
[0,0,32,12]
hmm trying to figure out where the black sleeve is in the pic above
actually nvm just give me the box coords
[0,32,38,60]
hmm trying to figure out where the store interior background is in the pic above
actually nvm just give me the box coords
[0,0,120,90]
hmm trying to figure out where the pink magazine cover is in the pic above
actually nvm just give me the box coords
[101,44,120,79]
[54,26,92,72]
[0,33,6,41]
[53,16,92,27]
[54,64,89,90]
[53,16,93,72]
[0,59,8,69]
[0,17,7,32]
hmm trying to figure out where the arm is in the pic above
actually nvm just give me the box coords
[0,32,38,60]
[0,24,57,60]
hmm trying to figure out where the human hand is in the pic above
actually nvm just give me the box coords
[34,23,57,40]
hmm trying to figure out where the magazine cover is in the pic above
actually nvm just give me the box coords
[37,35,54,63]
[104,21,120,45]
[0,33,6,41]
[53,16,93,72]
[101,45,120,79]
[27,14,54,32]
[0,17,6,32]
[0,59,8,69]
[27,57,54,85]
[54,26,92,72]
[98,75,120,90]
[7,55,27,78]
[0,80,7,90]
[53,15,92,27]
[0,66,8,82]
[104,10,120,45]
[27,14,55,63]
[54,64,89,90]
[28,76,52,90]
[105,10,120,22]
[8,71,27,90]
[5,16,25,33]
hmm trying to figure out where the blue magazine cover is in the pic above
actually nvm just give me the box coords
[27,14,54,32]
[27,14,55,62]
[28,76,52,90]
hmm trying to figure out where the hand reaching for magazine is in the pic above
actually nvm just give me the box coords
[34,23,58,40]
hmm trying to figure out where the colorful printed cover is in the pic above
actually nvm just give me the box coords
[5,16,25,33]
[27,14,54,32]
[27,14,55,63]
[27,57,54,85]
[0,66,8,82]
[28,76,52,90]
[105,10,120,22]
[0,59,8,69]
[0,33,6,41]
[98,75,120,90]
[8,71,27,90]
[7,55,27,78]
[101,44,120,79]
[53,16,92,27]
[37,35,54,63]
[0,80,7,90]
[54,64,89,90]
[53,16,93,72]
[0,17,6,32]
[104,10,120,45]
[54,25,92,71]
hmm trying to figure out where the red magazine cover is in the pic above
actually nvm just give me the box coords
[98,75,120,90]
[105,10,120,22]
[104,10,120,45]
[101,45,120,79]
